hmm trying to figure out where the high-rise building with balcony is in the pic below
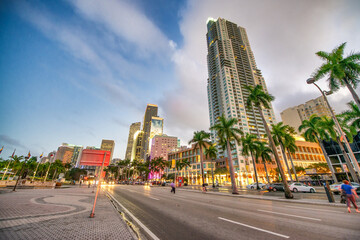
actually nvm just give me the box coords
[206,18,276,175]
[141,104,158,160]
[280,95,333,133]
[125,122,141,160]
[101,139,115,161]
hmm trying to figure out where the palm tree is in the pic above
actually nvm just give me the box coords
[318,116,359,183]
[210,115,243,194]
[2,155,24,179]
[255,141,273,184]
[271,122,294,183]
[338,101,360,130]
[204,144,218,188]
[299,115,338,182]
[284,139,299,182]
[246,85,293,199]
[313,43,360,109]
[313,43,360,104]
[174,159,191,185]
[241,133,261,189]
[188,131,211,186]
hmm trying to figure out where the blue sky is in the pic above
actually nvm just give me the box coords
[1,0,360,159]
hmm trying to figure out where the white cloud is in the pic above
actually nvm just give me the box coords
[69,0,173,60]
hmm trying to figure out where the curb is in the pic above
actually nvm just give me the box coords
[176,188,345,207]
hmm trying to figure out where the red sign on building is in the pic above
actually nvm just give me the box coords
[79,149,111,166]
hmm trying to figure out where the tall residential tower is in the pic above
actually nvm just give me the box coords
[141,104,158,160]
[125,122,141,160]
[206,18,276,174]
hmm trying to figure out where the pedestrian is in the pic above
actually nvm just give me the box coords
[341,180,360,213]
[202,183,207,193]
[170,182,176,194]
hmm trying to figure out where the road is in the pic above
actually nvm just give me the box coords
[105,185,360,240]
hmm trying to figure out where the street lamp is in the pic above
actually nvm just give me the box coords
[307,78,360,183]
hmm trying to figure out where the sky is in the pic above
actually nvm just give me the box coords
[1,0,360,160]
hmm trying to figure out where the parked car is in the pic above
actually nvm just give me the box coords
[268,183,285,192]
[330,182,360,195]
[289,182,316,193]
[246,183,266,189]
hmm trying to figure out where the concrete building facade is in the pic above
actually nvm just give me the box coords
[125,122,141,160]
[150,135,178,161]
[280,95,333,132]
[141,104,158,160]
[100,139,115,161]
[206,17,276,175]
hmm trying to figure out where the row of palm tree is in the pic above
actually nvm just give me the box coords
[0,155,70,181]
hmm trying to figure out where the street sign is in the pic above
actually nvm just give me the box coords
[79,149,111,166]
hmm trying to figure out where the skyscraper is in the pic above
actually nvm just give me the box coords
[100,139,115,161]
[206,18,276,176]
[125,122,141,160]
[141,104,158,160]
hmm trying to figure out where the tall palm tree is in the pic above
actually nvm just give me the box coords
[319,116,359,183]
[271,122,294,183]
[188,131,211,186]
[255,141,273,184]
[204,144,218,188]
[313,42,360,109]
[210,115,243,194]
[241,134,261,189]
[246,85,293,199]
[284,139,299,182]
[299,115,338,182]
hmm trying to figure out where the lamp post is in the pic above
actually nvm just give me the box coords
[307,78,360,183]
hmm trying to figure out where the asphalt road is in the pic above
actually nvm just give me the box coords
[105,185,360,240]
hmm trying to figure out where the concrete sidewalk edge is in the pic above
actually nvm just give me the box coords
[176,188,345,207]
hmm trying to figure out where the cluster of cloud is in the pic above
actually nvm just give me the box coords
[7,0,360,158]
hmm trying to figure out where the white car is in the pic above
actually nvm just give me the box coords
[246,183,266,189]
[289,182,316,193]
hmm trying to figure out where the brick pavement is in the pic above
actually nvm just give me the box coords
[0,186,136,240]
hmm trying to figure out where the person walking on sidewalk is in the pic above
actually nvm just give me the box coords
[202,183,207,193]
[170,182,176,194]
[341,180,360,213]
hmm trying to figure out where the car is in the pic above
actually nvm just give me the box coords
[246,182,266,189]
[268,183,285,192]
[330,182,360,195]
[289,182,316,193]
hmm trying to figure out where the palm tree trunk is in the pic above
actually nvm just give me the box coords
[199,146,205,186]
[258,107,293,199]
[337,138,359,183]
[287,151,298,182]
[316,136,338,182]
[250,153,260,189]
[345,80,360,110]
[211,158,215,188]
[280,143,293,182]
[262,157,270,184]
[226,140,239,194]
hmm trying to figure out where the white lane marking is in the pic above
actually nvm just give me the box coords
[282,205,343,213]
[106,191,160,240]
[149,197,159,201]
[258,209,321,221]
[218,217,289,239]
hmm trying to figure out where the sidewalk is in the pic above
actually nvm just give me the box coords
[0,186,136,240]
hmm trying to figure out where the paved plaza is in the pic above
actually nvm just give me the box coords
[0,186,136,240]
